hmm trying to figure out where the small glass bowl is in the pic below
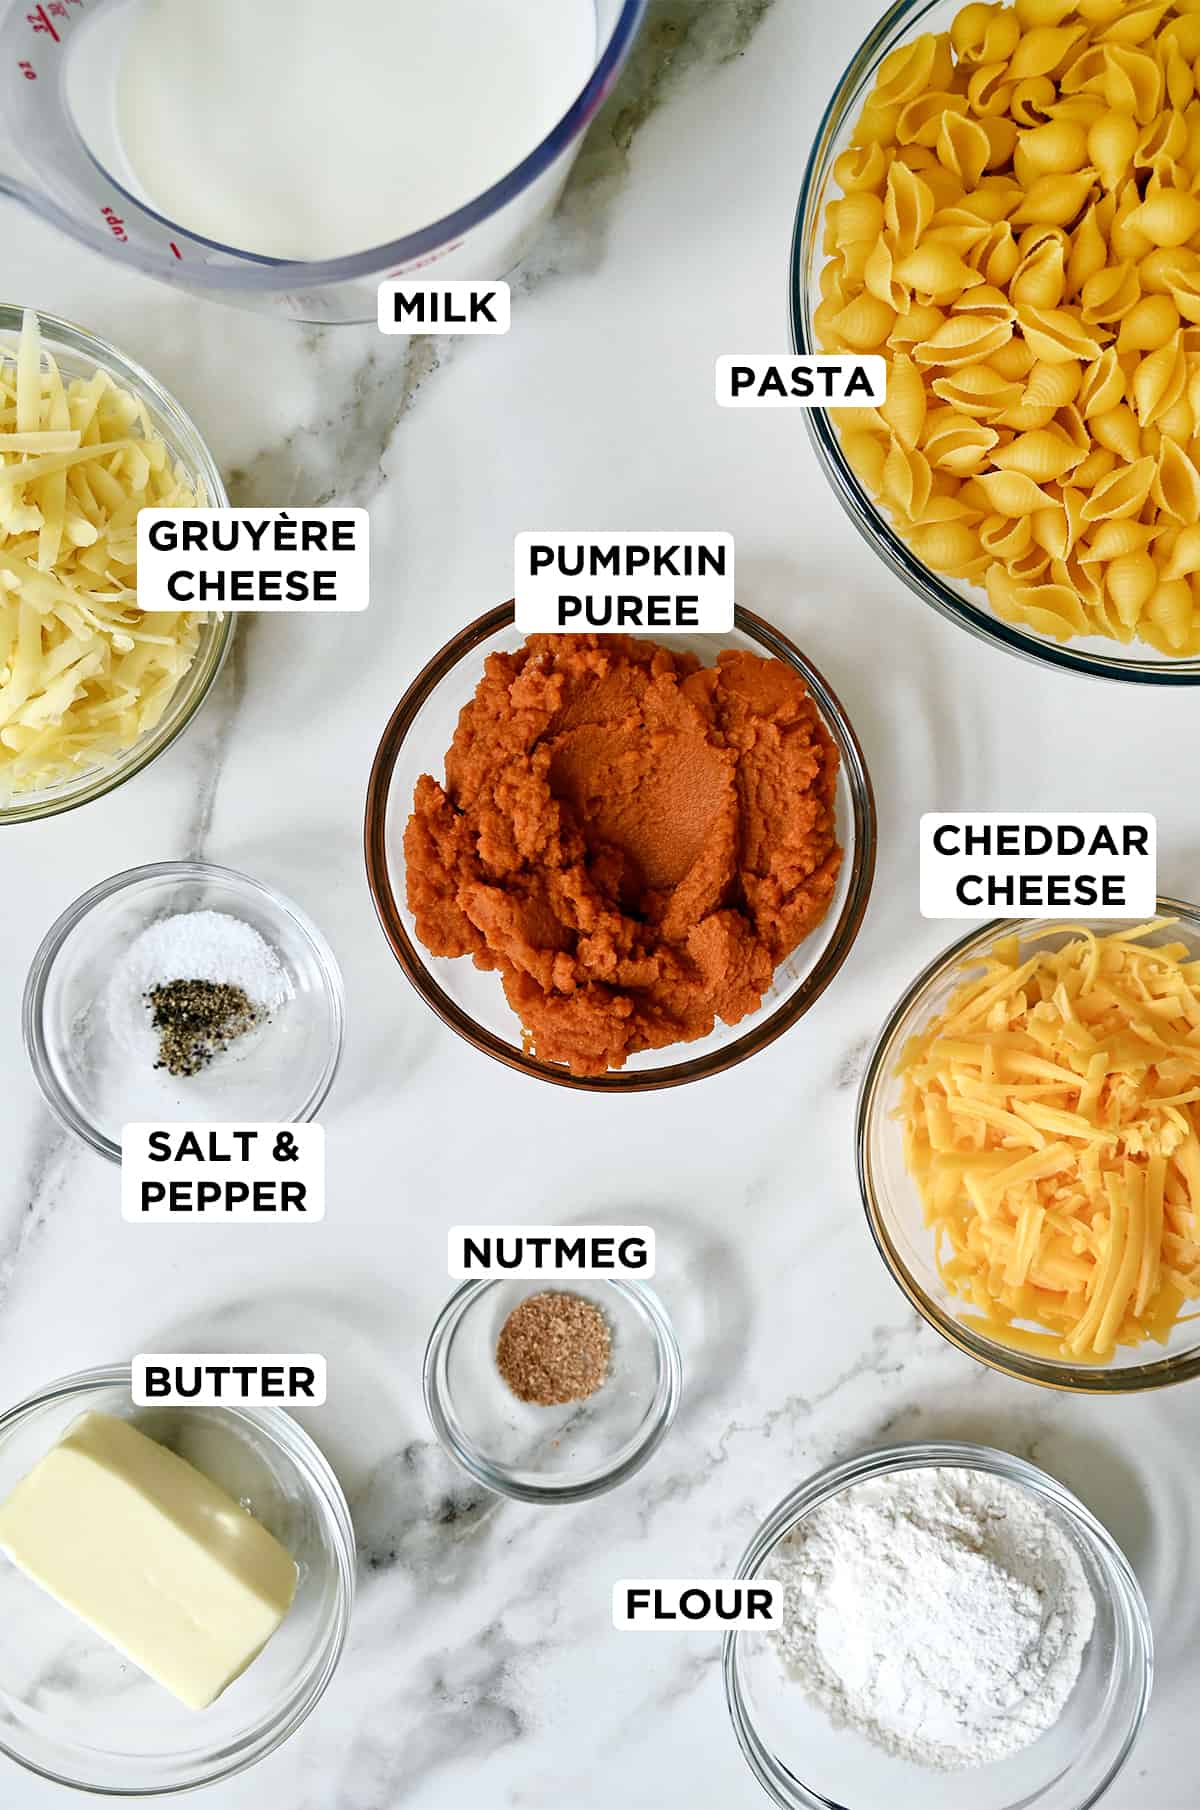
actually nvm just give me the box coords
[858,902,1200,1392]
[0,307,233,822]
[364,602,876,1090]
[0,1364,355,1795]
[790,1,1200,685]
[724,1441,1153,1810]
[423,1279,682,1503]
[23,861,345,1162]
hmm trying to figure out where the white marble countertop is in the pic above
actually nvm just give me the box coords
[4,2,1200,1806]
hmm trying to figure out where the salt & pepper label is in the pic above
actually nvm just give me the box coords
[136,509,369,611]
[121,1124,325,1221]
[132,1354,327,1407]
[515,532,735,632]
[920,814,1158,918]
[613,1581,782,1631]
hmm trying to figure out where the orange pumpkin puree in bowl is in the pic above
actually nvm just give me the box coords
[404,634,842,1075]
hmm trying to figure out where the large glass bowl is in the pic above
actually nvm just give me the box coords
[0,306,233,823]
[0,1364,355,1795]
[364,602,876,1091]
[858,903,1200,1391]
[790,0,1200,685]
[725,1442,1153,1810]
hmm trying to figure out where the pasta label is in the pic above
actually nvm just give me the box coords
[715,354,887,407]
[921,812,1158,917]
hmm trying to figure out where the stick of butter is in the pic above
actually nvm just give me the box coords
[0,1410,298,1710]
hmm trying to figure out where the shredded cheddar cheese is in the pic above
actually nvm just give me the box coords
[0,310,210,797]
[897,920,1200,1362]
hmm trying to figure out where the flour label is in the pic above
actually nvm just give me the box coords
[613,1581,782,1631]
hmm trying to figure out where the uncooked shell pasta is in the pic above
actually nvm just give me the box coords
[818,0,1200,656]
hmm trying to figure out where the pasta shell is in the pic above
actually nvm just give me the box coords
[1072,444,1117,488]
[1139,246,1200,294]
[967,65,1016,118]
[874,33,954,108]
[1086,111,1139,190]
[1018,304,1107,361]
[1153,437,1200,519]
[1159,267,1200,326]
[864,238,911,311]
[1015,121,1090,187]
[1031,501,1072,558]
[1128,189,1200,247]
[1161,524,1200,580]
[973,469,1057,512]
[1094,2,1174,49]
[1145,579,1196,649]
[831,293,897,350]
[908,517,986,574]
[833,144,891,194]
[1165,47,1195,113]
[1009,25,1087,79]
[879,354,927,448]
[932,364,1025,418]
[1131,334,1187,423]
[1104,46,1165,124]
[1010,76,1059,128]
[986,564,1089,638]
[831,191,886,247]
[1078,347,1126,416]
[938,113,992,190]
[1091,402,1143,460]
[1080,519,1158,562]
[912,310,1015,366]
[888,303,947,349]
[1079,455,1157,518]
[882,440,935,520]
[974,222,1022,287]
[1117,293,1181,351]
[1066,206,1110,293]
[841,432,889,492]
[1018,0,1085,26]
[1010,238,1067,309]
[991,426,1086,478]
[897,95,971,150]
[979,511,1034,558]
[1134,110,1189,175]
[1104,550,1159,621]
[1010,170,1098,227]
[923,413,1000,472]
[884,161,936,254]
[989,337,1038,379]
[894,244,984,302]
[1080,260,1141,322]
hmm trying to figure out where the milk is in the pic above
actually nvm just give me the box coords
[117,0,597,262]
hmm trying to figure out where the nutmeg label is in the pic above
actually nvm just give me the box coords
[920,814,1157,918]
[449,1225,655,1278]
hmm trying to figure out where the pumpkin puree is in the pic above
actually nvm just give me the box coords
[404,634,842,1075]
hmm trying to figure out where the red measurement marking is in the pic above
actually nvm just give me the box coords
[18,59,37,79]
[26,6,60,43]
[170,242,182,260]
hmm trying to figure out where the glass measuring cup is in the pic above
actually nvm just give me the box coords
[0,0,646,322]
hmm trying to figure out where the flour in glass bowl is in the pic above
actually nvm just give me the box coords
[770,1467,1096,1771]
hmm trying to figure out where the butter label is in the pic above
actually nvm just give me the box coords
[920,814,1157,919]
[613,1581,782,1631]
[715,354,887,408]
[377,279,510,335]
[515,532,734,632]
[449,1225,655,1279]
[121,1124,325,1221]
[132,1355,327,1406]
[136,509,369,611]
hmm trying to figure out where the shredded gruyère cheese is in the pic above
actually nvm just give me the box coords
[897,921,1200,1362]
[0,310,209,796]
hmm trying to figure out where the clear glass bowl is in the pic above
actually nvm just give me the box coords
[0,1364,355,1795]
[858,902,1200,1391]
[423,1279,682,1503]
[364,602,876,1090]
[790,0,1200,686]
[724,1441,1153,1810]
[0,307,233,822]
[23,861,346,1163]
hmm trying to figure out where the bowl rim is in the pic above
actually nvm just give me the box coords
[722,1439,1154,1810]
[857,900,1200,1393]
[422,1277,683,1504]
[363,600,877,1090]
[788,0,1200,687]
[22,859,347,1163]
[0,305,234,824]
[0,1361,356,1797]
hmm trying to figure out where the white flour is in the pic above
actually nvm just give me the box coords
[770,1466,1096,1771]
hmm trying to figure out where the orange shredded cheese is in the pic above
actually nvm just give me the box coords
[897,921,1200,1361]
